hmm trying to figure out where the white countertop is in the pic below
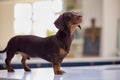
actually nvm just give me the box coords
[0,65,120,80]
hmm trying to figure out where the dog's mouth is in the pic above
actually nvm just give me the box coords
[70,15,82,29]
[72,22,81,29]
[78,25,81,29]
[73,16,82,29]
[77,16,82,29]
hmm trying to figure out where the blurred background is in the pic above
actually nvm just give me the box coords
[0,0,120,68]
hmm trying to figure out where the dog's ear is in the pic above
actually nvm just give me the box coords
[54,14,65,30]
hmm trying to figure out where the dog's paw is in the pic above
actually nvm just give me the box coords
[25,68,31,72]
[8,69,15,72]
[55,70,65,75]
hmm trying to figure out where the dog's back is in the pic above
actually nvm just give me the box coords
[7,35,59,59]
[0,12,82,74]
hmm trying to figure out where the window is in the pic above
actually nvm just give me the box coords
[14,3,32,34]
[14,0,63,37]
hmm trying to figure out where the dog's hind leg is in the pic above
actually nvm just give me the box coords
[5,52,15,72]
[21,56,31,72]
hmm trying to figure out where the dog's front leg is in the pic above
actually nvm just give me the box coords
[52,63,65,75]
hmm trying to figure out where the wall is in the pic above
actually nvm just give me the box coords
[119,0,120,18]
[82,0,103,28]
[0,0,35,49]
[101,0,119,57]
[0,1,14,49]
[82,0,119,57]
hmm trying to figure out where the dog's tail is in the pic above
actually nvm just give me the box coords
[0,47,7,53]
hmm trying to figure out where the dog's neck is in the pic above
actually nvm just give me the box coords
[55,29,74,52]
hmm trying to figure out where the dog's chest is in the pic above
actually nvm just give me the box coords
[59,48,68,56]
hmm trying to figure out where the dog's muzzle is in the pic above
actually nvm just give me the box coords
[78,25,81,29]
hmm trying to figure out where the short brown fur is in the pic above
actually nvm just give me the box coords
[0,12,82,75]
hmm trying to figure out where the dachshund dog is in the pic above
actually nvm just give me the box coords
[0,12,82,75]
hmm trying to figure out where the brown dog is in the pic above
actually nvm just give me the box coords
[0,12,82,75]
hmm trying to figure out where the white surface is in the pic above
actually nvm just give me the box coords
[0,65,120,80]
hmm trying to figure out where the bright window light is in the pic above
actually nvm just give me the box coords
[52,0,63,12]
[14,3,32,19]
[14,3,32,35]
[33,1,57,37]
[14,0,62,36]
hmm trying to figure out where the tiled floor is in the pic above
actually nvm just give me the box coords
[0,65,120,80]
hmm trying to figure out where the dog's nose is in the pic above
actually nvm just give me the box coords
[78,15,82,19]
[77,15,82,20]
[78,15,82,17]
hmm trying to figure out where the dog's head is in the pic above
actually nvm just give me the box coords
[54,12,82,32]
